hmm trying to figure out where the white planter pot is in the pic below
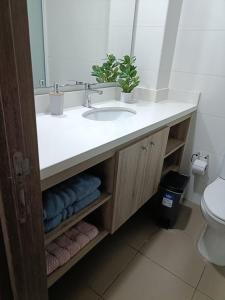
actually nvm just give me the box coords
[120,92,136,103]
[49,93,64,115]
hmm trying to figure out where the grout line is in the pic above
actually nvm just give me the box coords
[102,251,139,297]
[83,232,139,297]
[126,227,161,251]
[85,248,138,298]
[88,286,103,299]
[171,70,225,80]
[126,243,142,252]
[178,27,225,32]
[138,250,196,289]
[190,265,206,300]
[190,288,196,300]
[195,263,207,292]
[197,290,214,300]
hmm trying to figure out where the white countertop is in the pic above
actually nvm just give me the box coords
[36,99,197,180]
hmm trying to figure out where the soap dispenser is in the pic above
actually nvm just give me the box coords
[49,83,64,115]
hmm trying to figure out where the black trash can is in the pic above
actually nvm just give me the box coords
[158,171,189,229]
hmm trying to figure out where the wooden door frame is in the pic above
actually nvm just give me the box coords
[0,0,48,299]
[0,224,12,300]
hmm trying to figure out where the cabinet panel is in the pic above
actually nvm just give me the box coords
[140,128,169,207]
[112,137,149,231]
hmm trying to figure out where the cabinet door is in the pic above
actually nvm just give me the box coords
[140,128,169,206]
[112,137,149,231]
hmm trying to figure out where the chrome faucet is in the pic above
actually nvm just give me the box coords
[84,83,103,108]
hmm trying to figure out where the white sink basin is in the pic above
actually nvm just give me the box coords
[82,107,136,121]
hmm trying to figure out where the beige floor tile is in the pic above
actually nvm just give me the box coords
[141,229,205,287]
[115,210,159,250]
[198,263,225,300]
[50,287,99,300]
[175,201,205,241]
[49,271,99,300]
[104,254,194,300]
[192,291,212,300]
[79,234,137,295]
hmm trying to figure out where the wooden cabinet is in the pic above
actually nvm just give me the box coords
[112,128,169,231]
[140,128,169,208]
[112,137,149,231]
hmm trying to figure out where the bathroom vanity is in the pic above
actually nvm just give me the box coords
[0,0,205,298]
[36,98,196,287]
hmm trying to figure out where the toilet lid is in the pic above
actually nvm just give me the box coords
[203,178,225,221]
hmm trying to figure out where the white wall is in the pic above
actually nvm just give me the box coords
[170,0,225,204]
[134,0,169,89]
[134,0,183,91]
[156,0,183,89]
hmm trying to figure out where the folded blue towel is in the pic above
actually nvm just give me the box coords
[43,173,101,222]
[44,214,62,233]
[43,190,65,220]
[61,205,74,221]
[56,185,77,207]
[43,190,101,232]
[43,187,76,221]
[67,174,101,201]
[73,189,101,213]
[60,189,101,220]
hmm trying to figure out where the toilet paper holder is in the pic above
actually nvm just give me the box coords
[191,152,209,163]
[191,152,209,176]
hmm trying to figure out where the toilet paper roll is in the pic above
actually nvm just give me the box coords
[192,159,208,176]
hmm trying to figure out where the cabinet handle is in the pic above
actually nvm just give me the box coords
[150,141,155,146]
[141,146,148,151]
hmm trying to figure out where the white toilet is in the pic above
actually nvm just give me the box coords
[198,156,225,266]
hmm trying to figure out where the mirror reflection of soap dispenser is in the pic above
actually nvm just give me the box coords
[49,83,64,115]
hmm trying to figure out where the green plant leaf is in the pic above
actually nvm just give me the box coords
[91,53,120,83]
[117,55,140,92]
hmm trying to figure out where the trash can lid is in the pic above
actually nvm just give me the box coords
[160,171,189,194]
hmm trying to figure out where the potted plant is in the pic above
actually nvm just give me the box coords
[118,55,140,103]
[91,54,119,83]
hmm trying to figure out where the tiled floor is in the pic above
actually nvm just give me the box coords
[49,201,225,300]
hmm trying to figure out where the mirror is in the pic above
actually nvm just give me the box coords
[27,0,137,89]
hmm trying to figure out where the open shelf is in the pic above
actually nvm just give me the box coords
[164,138,185,158]
[47,229,108,288]
[162,164,180,177]
[162,117,191,176]
[162,147,184,177]
[45,192,111,246]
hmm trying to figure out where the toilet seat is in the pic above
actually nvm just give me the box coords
[203,177,225,223]
[201,197,225,227]
[198,172,225,266]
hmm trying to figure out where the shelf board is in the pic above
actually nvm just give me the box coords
[164,138,185,158]
[162,164,179,177]
[45,192,111,246]
[47,229,108,288]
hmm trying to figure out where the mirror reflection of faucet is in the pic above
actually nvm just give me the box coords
[84,83,103,108]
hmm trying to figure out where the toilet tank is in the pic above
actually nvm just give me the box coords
[220,155,225,179]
